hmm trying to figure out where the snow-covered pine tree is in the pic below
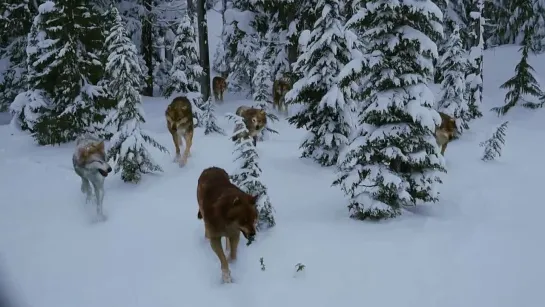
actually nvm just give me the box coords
[212,38,229,77]
[491,28,544,116]
[163,12,205,127]
[103,6,168,183]
[466,0,485,121]
[0,0,38,112]
[252,48,279,141]
[9,0,110,145]
[202,97,225,135]
[223,0,261,93]
[480,121,509,161]
[286,0,354,167]
[437,25,471,134]
[226,113,276,230]
[334,0,446,220]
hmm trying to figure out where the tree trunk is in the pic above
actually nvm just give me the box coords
[222,0,227,23]
[141,0,154,96]
[197,0,211,101]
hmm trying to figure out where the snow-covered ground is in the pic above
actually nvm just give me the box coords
[1,6,545,307]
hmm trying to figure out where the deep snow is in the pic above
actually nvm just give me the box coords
[0,6,545,307]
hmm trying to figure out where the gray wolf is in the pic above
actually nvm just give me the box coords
[435,111,457,156]
[212,76,227,103]
[232,105,267,146]
[166,96,194,167]
[72,135,112,222]
[273,78,291,115]
[197,166,258,283]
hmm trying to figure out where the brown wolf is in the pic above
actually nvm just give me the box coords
[212,76,227,102]
[232,105,267,146]
[165,96,194,167]
[273,78,291,115]
[435,111,457,156]
[196,166,258,283]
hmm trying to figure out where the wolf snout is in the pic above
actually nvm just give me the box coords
[107,166,112,173]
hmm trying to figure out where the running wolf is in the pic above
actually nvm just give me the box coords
[72,135,112,222]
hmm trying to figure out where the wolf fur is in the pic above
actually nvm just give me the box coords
[165,96,194,167]
[197,166,258,283]
[72,135,112,221]
[435,112,457,156]
[212,76,227,103]
[273,78,291,115]
[232,106,267,146]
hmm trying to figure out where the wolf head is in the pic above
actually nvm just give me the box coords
[227,194,259,241]
[74,137,112,177]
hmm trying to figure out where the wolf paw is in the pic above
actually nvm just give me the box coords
[92,213,107,223]
[173,154,181,163]
[221,270,233,284]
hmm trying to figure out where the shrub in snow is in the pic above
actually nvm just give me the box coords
[480,121,509,161]
[226,113,276,230]
[163,12,204,127]
[103,7,167,183]
[491,33,544,116]
[437,25,471,135]
[202,97,225,135]
[10,0,110,145]
[286,0,355,167]
[252,49,279,141]
[334,0,446,220]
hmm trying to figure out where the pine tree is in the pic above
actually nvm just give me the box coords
[202,97,225,135]
[103,6,168,183]
[9,0,110,145]
[163,12,204,126]
[466,0,485,121]
[212,38,229,77]
[492,29,544,115]
[252,49,279,141]
[334,0,446,220]
[223,0,261,93]
[226,113,276,230]
[480,121,509,161]
[437,25,471,134]
[286,0,354,167]
[0,0,38,112]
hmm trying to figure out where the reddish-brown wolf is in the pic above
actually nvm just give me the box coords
[197,166,258,283]
[212,76,227,102]
[435,111,457,156]
[165,96,194,167]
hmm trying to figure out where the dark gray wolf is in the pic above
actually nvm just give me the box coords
[72,135,112,222]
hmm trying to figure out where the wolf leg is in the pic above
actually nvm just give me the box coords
[210,237,232,283]
[169,128,181,162]
[227,231,241,262]
[441,142,448,156]
[91,180,107,222]
[181,130,193,166]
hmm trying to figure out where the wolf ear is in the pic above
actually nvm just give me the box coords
[251,195,259,204]
[259,110,266,116]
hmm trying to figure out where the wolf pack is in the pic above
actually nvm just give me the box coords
[71,74,457,283]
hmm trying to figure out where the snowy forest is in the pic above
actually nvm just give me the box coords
[1,0,544,220]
